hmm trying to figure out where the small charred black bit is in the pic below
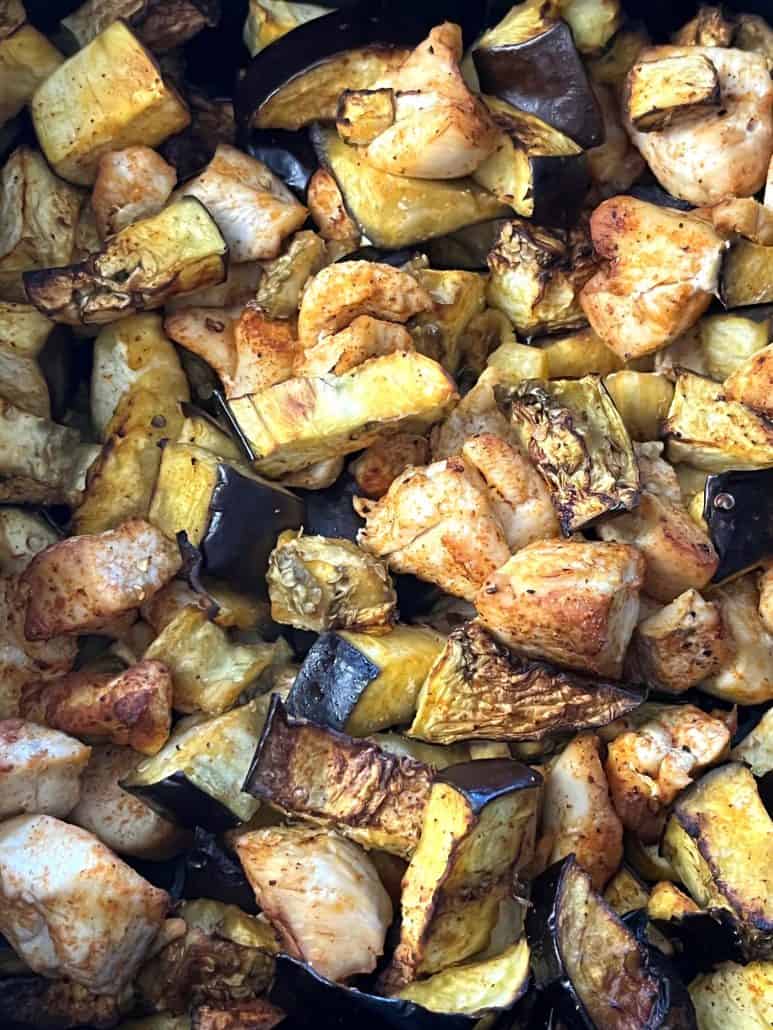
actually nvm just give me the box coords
[704,467,773,581]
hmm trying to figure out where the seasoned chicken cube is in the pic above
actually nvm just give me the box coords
[235,825,392,982]
[475,538,644,678]
[0,719,90,819]
[541,733,623,890]
[0,814,168,992]
[176,144,307,262]
[605,704,731,842]
[355,456,511,601]
[92,146,176,240]
[20,659,172,756]
[349,434,431,498]
[20,519,182,640]
[307,168,360,246]
[580,197,725,359]
[297,315,414,377]
[633,589,732,694]
[702,574,773,704]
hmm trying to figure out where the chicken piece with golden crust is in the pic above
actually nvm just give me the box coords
[20,659,172,756]
[349,434,430,498]
[723,343,773,415]
[758,564,773,635]
[297,261,432,350]
[307,168,360,247]
[625,47,773,207]
[475,538,644,678]
[20,519,181,641]
[296,315,414,377]
[352,23,498,180]
[92,146,177,240]
[236,825,392,983]
[605,704,731,842]
[0,718,90,819]
[355,456,511,602]
[580,196,725,360]
[541,733,623,891]
[0,814,168,992]
[176,144,307,262]
[633,589,733,694]
[702,574,773,705]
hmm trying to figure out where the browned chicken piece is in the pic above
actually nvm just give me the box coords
[633,589,733,694]
[672,6,735,46]
[20,659,173,756]
[297,261,432,350]
[461,433,559,552]
[307,168,360,245]
[236,825,392,982]
[92,146,176,240]
[176,144,307,262]
[580,196,725,360]
[192,999,286,1030]
[758,564,773,634]
[20,519,181,640]
[723,343,773,414]
[541,733,623,891]
[701,574,773,705]
[0,718,90,819]
[598,442,718,602]
[349,434,431,498]
[605,704,731,842]
[296,315,414,377]
[355,456,511,601]
[475,538,644,678]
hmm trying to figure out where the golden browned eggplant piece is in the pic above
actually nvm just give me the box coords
[0,18,62,131]
[499,375,639,535]
[0,302,54,419]
[603,371,674,442]
[625,51,720,132]
[689,960,773,1030]
[409,268,486,374]
[25,198,228,326]
[30,20,190,185]
[256,230,329,320]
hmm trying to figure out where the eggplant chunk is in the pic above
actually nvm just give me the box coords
[0,973,131,1029]
[689,960,773,1030]
[268,531,396,634]
[604,864,651,915]
[409,269,486,375]
[349,434,430,499]
[256,230,329,321]
[721,239,773,308]
[20,520,180,641]
[25,198,228,327]
[244,697,433,858]
[625,46,773,207]
[380,759,541,988]
[0,301,55,420]
[605,704,731,844]
[498,376,639,535]
[475,538,644,679]
[63,0,219,51]
[633,589,732,694]
[149,442,304,594]
[603,371,674,442]
[0,814,168,992]
[486,219,596,337]
[20,659,173,756]
[92,146,177,240]
[409,622,644,744]
[122,695,276,830]
[580,197,725,359]
[702,575,773,705]
[243,0,332,57]
[0,718,90,820]
[625,52,720,132]
[724,343,773,414]
[236,825,391,982]
[665,371,773,472]
[473,0,603,148]
[527,855,695,1029]
[0,508,57,576]
[144,606,288,715]
[311,125,508,250]
[30,20,189,186]
[673,6,735,47]
[0,22,62,131]
[0,147,81,303]
[663,763,773,959]
[176,145,307,263]
[337,87,396,146]
[732,705,773,776]
[288,625,444,735]
[69,745,189,861]
[229,352,457,478]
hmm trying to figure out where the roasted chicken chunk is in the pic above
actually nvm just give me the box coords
[0,718,90,819]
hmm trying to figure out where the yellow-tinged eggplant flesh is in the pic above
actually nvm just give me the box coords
[538,327,623,378]
[311,125,508,251]
[336,87,396,146]
[0,23,63,131]
[243,0,332,57]
[603,371,674,442]
[149,442,304,593]
[381,759,541,987]
[527,855,696,1029]
[689,960,773,1030]
[409,269,486,375]
[721,239,773,308]
[286,625,445,735]
[473,96,588,227]
[498,375,639,534]
[663,762,772,959]
[588,25,650,89]
[664,371,773,472]
[731,706,773,777]
[255,230,328,321]
[0,302,54,419]
[625,52,720,132]
[603,864,651,915]
[178,409,242,461]
[25,198,228,327]
[409,622,644,744]
[267,530,396,633]
[228,351,457,478]
[30,20,190,186]
[121,694,278,830]
[244,696,433,858]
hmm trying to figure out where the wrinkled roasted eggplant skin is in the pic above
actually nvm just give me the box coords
[703,468,773,582]
[0,974,126,1030]
[123,770,243,833]
[287,633,380,730]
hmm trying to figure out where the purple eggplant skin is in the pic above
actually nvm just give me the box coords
[122,770,242,833]
[287,632,381,731]
[247,129,318,194]
[269,954,475,1030]
[530,154,590,229]
[182,827,259,913]
[703,467,773,583]
[437,760,542,815]
[649,908,746,982]
[473,23,603,150]
[298,473,364,543]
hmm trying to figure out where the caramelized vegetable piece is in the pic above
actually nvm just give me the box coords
[349,434,430,498]
[625,51,720,132]
[0,718,90,820]
[689,960,773,1030]
[0,22,62,131]
[701,575,773,705]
